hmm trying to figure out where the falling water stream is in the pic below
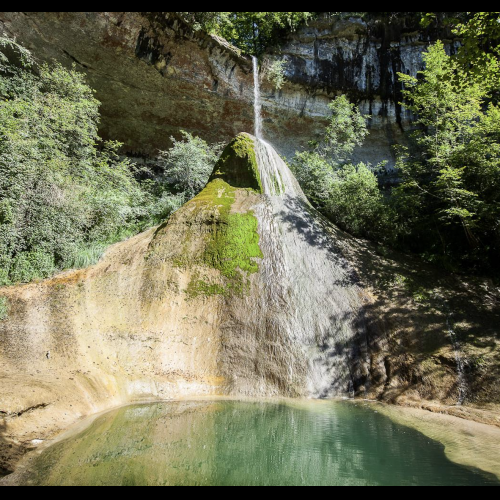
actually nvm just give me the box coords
[446,313,468,405]
[252,56,262,140]
[241,56,367,399]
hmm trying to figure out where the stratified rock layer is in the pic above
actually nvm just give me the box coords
[0,12,456,167]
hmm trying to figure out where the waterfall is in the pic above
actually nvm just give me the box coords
[222,54,371,398]
[254,139,303,197]
[251,56,302,199]
[215,129,370,398]
[247,138,369,398]
[252,56,262,140]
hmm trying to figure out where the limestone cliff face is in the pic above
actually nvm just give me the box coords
[0,12,255,155]
[262,13,457,167]
[0,12,455,167]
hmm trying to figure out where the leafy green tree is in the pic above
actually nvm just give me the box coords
[454,12,500,80]
[395,41,500,270]
[179,12,313,55]
[321,95,369,163]
[292,151,335,207]
[326,163,386,237]
[157,131,224,199]
[420,12,500,98]
[265,59,288,90]
[0,37,183,284]
[292,95,386,238]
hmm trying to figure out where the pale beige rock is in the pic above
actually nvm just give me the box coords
[1,134,499,478]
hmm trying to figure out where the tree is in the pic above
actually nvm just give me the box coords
[327,163,386,237]
[395,41,500,270]
[157,131,224,199]
[178,12,313,55]
[0,37,183,284]
[292,95,387,238]
[421,12,500,97]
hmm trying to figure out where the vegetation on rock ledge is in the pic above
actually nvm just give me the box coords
[209,134,263,194]
[0,37,221,286]
[184,178,263,298]
[0,296,7,320]
[178,12,313,56]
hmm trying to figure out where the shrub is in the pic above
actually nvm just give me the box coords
[156,131,223,199]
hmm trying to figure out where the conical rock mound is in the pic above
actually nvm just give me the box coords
[0,133,372,471]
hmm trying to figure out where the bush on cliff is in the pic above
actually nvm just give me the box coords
[291,95,388,240]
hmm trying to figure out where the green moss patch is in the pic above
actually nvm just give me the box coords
[151,134,266,299]
[204,212,263,277]
[190,178,236,213]
[209,133,263,193]
[180,176,263,298]
[185,273,227,299]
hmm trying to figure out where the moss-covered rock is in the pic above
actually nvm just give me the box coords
[181,177,263,297]
[147,135,264,300]
[160,133,266,299]
[209,133,263,193]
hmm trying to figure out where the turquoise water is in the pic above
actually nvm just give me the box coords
[19,400,500,486]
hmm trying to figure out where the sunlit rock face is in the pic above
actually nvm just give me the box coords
[0,134,372,473]
[0,12,455,168]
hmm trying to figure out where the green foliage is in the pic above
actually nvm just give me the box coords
[179,12,313,55]
[323,95,369,163]
[210,134,262,193]
[63,242,109,270]
[265,59,288,90]
[395,41,500,272]
[420,13,500,98]
[453,12,500,90]
[0,37,190,285]
[0,36,35,72]
[157,131,223,200]
[292,96,387,238]
[0,296,7,321]
[185,177,263,298]
[292,151,335,207]
[9,250,56,283]
[326,163,387,237]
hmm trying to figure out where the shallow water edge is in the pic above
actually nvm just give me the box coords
[2,397,500,486]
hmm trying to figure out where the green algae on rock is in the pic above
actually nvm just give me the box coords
[0,296,7,320]
[209,133,263,193]
[160,134,265,299]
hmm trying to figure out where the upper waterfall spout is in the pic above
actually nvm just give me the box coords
[252,56,262,140]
